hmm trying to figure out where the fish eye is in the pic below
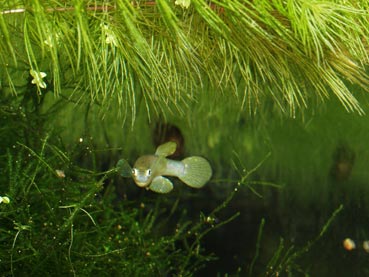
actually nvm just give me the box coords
[132,168,137,176]
[147,169,151,176]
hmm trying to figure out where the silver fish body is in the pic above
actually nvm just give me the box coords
[128,142,212,193]
[132,155,184,187]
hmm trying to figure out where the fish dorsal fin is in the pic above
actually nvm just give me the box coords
[116,159,132,177]
[149,176,173,193]
[155,141,177,157]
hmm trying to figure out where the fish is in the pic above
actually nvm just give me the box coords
[117,141,212,193]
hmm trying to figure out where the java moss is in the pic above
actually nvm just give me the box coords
[0,158,222,276]
[0,94,240,276]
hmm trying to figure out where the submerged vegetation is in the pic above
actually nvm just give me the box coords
[0,95,239,275]
[1,0,369,275]
[1,0,369,122]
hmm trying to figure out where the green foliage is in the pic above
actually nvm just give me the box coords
[264,205,343,276]
[0,140,237,275]
[243,205,343,276]
[0,93,241,276]
[2,1,369,275]
[1,0,369,124]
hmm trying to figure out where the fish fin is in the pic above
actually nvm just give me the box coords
[116,159,132,177]
[179,156,212,188]
[149,176,174,193]
[155,141,177,157]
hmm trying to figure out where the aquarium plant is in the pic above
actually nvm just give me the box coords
[1,0,369,275]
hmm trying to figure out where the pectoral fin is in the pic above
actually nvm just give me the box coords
[149,176,173,193]
[116,159,132,177]
[155,141,177,157]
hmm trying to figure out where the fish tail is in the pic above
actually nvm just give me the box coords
[179,156,212,188]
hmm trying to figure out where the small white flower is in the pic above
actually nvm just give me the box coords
[175,0,191,9]
[44,33,60,48]
[0,196,10,204]
[105,33,117,45]
[55,169,66,178]
[101,23,117,46]
[30,69,47,89]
